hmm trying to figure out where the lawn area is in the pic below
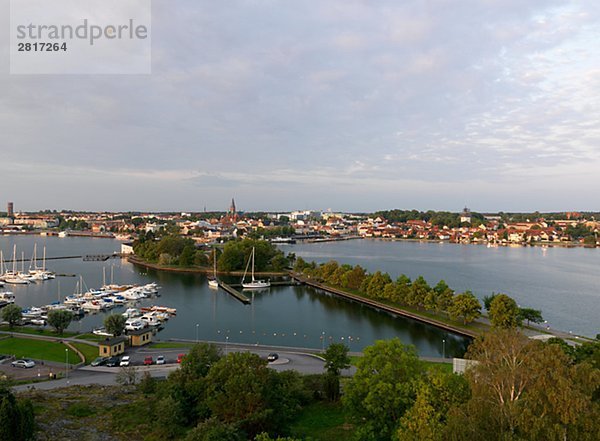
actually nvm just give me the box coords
[70,342,99,364]
[0,337,80,364]
[0,325,77,338]
[150,341,192,349]
[74,333,106,342]
[291,401,354,441]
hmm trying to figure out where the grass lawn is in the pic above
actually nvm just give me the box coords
[70,342,99,364]
[0,337,80,364]
[74,333,106,342]
[0,325,77,338]
[291,401,354,441]
[150,341,192,349]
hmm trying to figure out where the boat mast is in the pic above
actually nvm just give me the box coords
[42,245,46,271]
[251,247,255,282]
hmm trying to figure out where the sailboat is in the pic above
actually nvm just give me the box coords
[3,245,30,285]
[207,248,219,289]
[241,247,270,290]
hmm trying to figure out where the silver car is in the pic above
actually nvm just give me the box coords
[12,359,35,368]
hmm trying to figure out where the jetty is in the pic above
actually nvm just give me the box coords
[219,281,251,304]
[288,272,477,338]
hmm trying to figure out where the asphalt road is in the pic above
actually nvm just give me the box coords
[13,345,337,392]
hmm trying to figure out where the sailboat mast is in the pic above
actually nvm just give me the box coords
[12,244,16,274]
[42,246,46,271]
[251,248,255,282]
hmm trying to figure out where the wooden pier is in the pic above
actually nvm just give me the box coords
[219,282,251,304]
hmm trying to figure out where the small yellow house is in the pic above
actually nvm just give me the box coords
[129,328,153,347]
[98,336,127,357]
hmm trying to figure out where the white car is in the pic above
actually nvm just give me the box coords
[119,355,131,367]
[155,355,165,365]
[12,359,35,368]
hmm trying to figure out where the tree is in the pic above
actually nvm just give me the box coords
[323,343,350,401]
[104,314,126,336]
[488,294,521,328]
[409,276,432,309]
[116,366,139,386]
[47,309,73,335]
[205,352,286,437]
[1,304,22,329]
[344,338,424,440]
[518,307,544,326]
[448,291,481,324]
[366,271,392,299]
[0,386,34,441]
[396,369,470,441]
[446,329,600,441]
[342,265,366,290]
[178,245,196,267]
[433,280,454,314]
[184,417,244,441]
[482,293,498,311]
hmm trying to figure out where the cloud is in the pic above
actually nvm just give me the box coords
[0,0,599,211]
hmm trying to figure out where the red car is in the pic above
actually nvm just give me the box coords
[177,353,185,364]
[143,356,153,366]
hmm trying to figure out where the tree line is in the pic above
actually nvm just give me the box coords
[294,258,543,328]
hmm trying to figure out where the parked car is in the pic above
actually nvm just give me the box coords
[177,353,185,364]
[156,355,165,365]
[143,356,153,366]
[91,357,108,367]
[105,357,119,367]
[267,353,279,362]
[11,359,35,369]
[119,355,131,367]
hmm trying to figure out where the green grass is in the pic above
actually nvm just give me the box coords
[150,341,192,349]
[66,403,96,418]
[0,325,77,338]
[291,401,354,441]
[70,342,99,364]
[0,337,80,364]
[74,333,105,342]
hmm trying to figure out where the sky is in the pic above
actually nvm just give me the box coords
[1,0,600,213]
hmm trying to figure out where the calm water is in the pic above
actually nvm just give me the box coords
[285,239,600,337]
[0,235,469,357]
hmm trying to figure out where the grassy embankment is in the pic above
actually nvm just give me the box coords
[0,325,78,338]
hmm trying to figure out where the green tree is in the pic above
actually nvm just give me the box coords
[341,265,367,290]
[433,280,454,314]
[483,293,499,311]
[447,329,600,441]
[46,309,73,335]
[488,294,521,328]
[344,338,424,440]
[0,386,35,441]
[518,307,544,326]
[396,369,470,441]
[408,276,431,309]
[1,304,22,329]
[366,271,392,299]
[323,343,350,401]
[448,291,481,325]
[395,274,412,304]
[104,314,126,336]
[184,418,244,441]
[178,245,196,267]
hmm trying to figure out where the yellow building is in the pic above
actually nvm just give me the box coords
[98,336,126,357]
[129,328,153,347]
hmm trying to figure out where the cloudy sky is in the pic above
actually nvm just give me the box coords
[1,0,600,213]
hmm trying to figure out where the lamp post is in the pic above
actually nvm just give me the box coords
[195,323,199,343]
[225,336,229,354]
[321,331,326,352]
[65,348,69,384]
[442,339,446,359]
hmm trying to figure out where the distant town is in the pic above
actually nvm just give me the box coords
[0,200,598,247]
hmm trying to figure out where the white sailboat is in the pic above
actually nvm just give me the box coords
[3,245,30,285]
[241,247,270,289]
[208,248,219,289]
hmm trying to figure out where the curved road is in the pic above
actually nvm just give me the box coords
[13,344,336,392]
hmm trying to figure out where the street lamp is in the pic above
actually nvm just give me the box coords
[195,323,199,343]
[442,339,446,359]
[65,348,69,384]
[225,336,229,354]
[321,331,326,351]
